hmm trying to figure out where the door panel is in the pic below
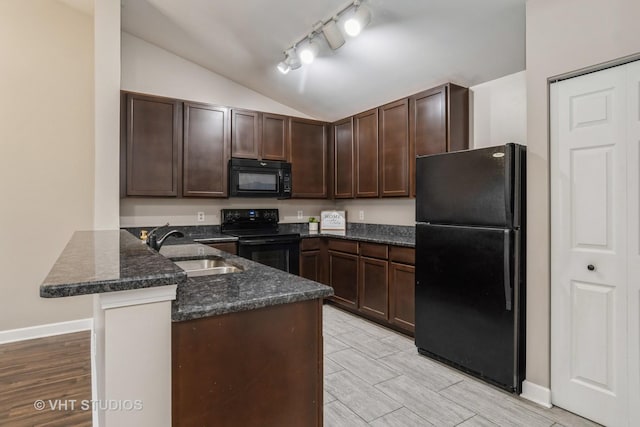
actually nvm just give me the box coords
[551,65,629,427]
[571,146,613,249]
[626,60,640,427]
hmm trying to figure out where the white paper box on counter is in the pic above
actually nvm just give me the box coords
[320,211,346,235]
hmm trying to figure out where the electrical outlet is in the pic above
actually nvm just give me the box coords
[197,212,205,222]
[359,210,364,220]
[297,210,303,219]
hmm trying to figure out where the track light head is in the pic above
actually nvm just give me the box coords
[344,4,371,37]
[298,40,319,65]
[277,61,290,74]
[322,20,345,50]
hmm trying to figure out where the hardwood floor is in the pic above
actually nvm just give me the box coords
[0,331,92,426]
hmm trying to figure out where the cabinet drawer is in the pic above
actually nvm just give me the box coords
[359,243,388,259]
[327,239,358,254]
[300,238,321,251]
[207,242,238,255]
[389,246,415,265]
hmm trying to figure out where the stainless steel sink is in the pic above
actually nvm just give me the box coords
[174,257,244,277]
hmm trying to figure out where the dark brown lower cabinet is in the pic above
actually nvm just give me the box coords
[389,262,415,334]
[300,238,323,283]
[328,250,359,309]
[319,241,415,336]
[172,299,323,427]
[359,256,388,320]
[206,242,237,255]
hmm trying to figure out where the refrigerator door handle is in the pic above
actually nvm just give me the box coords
[503,231,513,311]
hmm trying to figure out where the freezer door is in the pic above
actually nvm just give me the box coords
[415,143,524,228]
[414,223,522,392]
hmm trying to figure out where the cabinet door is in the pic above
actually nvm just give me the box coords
[126,93,181,196]
[183,103,229,197]
[289,118,327,198]
[355,109,379,197]
[379,99,409,197]
[328,250,358,309]
[231,109,260,159]
[262,113,288,161]
[389,262,415,334]
[359,256,388,320]
[300,250,321,282]
[333,117,354,198]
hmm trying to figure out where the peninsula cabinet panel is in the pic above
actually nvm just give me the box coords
[231,109,260,159]
[328,250,358,309]
[261,113,288,161]
[333,117,355,198]
[379,99,410,197]
[359,256,388,320]
[183,103,229,197]
[355,108,379,197]
[289,118,327,198]
[172,299,323,427]
[125,93,182,196]
[389,262,415,334]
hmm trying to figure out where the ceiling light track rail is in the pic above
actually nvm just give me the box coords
[277,0,371,74]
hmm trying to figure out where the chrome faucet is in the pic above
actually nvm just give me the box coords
[147,223,185,251]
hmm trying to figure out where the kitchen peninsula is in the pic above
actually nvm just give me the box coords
[40,230,332,427]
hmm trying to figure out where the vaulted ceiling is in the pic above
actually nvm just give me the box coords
[121,0,525,122]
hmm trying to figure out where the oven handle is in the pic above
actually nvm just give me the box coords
[239,238,301,246]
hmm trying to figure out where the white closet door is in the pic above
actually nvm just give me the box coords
[627,60,640,427]
[551,66,629,427]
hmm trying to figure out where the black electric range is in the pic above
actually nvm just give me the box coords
[221,209,300,274]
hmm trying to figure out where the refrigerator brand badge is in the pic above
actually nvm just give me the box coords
[492,153,505,158]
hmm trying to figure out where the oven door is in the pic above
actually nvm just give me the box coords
[237,237,300,275]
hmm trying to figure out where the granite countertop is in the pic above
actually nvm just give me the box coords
[40,230,187,298]
[279,223,416,248]
[160,244,333,321]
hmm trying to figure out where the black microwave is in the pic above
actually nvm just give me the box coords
[229,158,292,198]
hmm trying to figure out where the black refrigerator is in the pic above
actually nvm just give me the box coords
[414,143,526,393]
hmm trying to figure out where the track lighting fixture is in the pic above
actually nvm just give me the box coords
[344,1,371,37]
[298,39,319,65]
[322,20,345,50]
[276,0,372,74]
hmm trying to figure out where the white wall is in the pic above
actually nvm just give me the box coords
[526,0,640,390]
[94,0,121,229]
[470,71,527,148]
[0,0,94,331]
[334,199,415,226]
[121,32,313,117]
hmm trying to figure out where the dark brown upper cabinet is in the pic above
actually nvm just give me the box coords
[183,103,230,197]
[410,83,468,195]
[231,109,260,159]
[125,93,182,197]
[332,117,355,199]
[261,113,289,161]
[379,99,410,197]
[354,108,379,198]
[289,117,327,198]
[231,110,289,161]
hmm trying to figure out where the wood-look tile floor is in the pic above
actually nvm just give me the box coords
[322,305,601,427]
[0,331,92,427]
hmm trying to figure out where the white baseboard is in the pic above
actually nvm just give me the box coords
[0,318,93,344]
[520,380,553,408]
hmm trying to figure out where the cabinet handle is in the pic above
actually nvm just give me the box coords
[587,264,596,271]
